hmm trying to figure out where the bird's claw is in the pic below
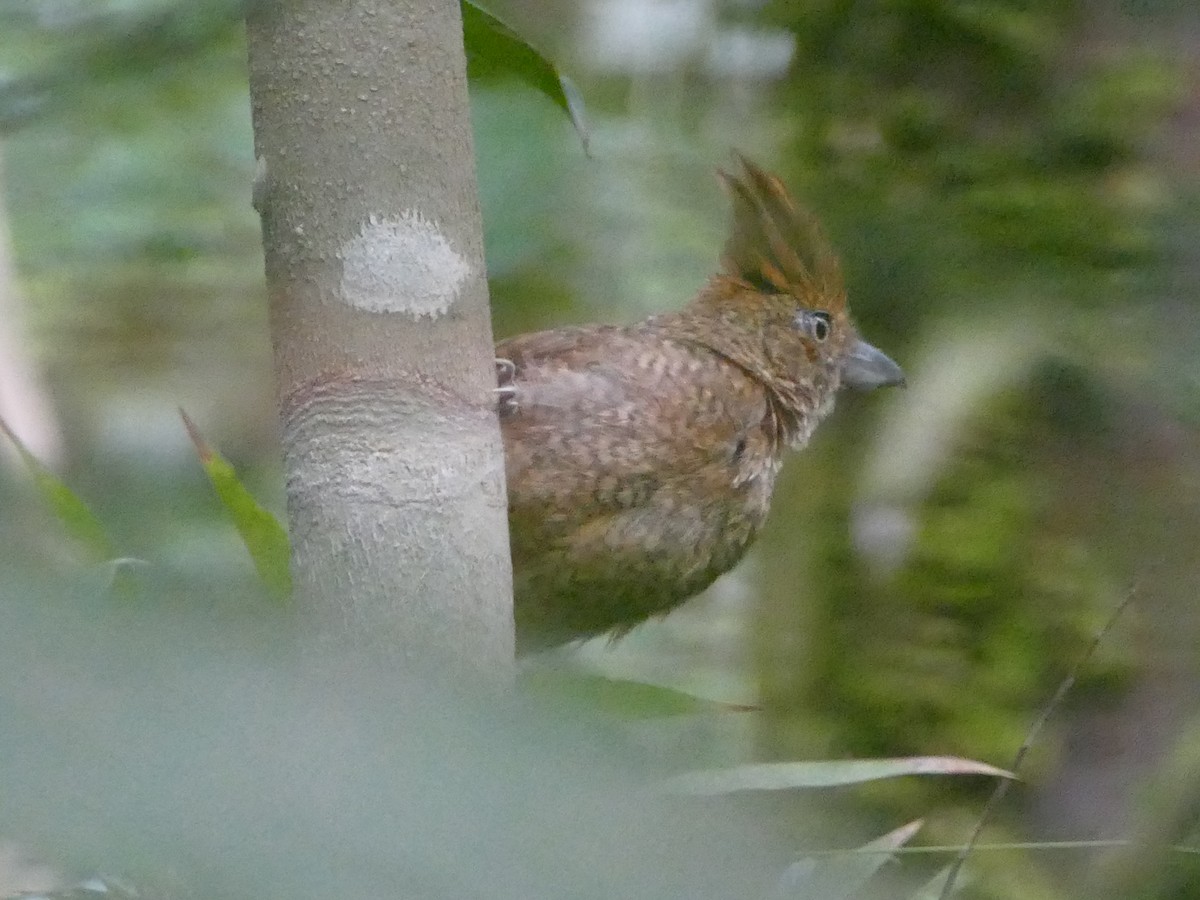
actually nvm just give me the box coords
[495,385,518,416]
[495,357,518,416]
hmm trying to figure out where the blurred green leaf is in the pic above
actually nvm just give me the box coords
[520,668,756,718]
[772,820,923,900]
[181,409,291,600]
[942,3,1056,62]
[910,863,973,900]
[664,757,1014,795]
[1052,53,1183,160]
[462,0,589,153]
[0,415,115,563]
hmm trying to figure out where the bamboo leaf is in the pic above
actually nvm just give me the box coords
[0,416,114,562]
[664,757,1015,795]
[180,410,291,600]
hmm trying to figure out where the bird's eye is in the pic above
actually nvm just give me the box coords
[796,310,831,342]
[812,311,831,341]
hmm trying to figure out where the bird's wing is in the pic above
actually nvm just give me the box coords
[497,324,769,521]
[498,325,778,648]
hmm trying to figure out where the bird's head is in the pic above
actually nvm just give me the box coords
[683,155,903,444]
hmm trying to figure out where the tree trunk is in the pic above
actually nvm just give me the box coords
[245,0,513,677]
[0,152,63,472]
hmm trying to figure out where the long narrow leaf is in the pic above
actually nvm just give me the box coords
[664,757,1014,795]
[181,410,291,600]
[0,416,114,562]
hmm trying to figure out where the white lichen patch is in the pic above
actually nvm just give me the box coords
[339,211,470,318]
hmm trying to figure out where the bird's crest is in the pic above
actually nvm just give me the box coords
[717,155,846,312]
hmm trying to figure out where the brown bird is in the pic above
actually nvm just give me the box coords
[497,157,904,652]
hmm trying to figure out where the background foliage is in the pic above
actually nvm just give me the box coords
[2,0,1199,897]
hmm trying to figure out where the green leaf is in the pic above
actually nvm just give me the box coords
[909,863,973,900]
[772,821,923,900]
[520,668,757,718]
[461,0,590,153]
[0,416,114,562]
[663,756,1015,795]
[181,410,292,600]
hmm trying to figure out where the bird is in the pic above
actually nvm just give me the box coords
[496,156,904,652]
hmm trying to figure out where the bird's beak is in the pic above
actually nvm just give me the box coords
[842,339,905,390]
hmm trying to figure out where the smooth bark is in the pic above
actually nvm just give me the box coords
[245,0,513,676]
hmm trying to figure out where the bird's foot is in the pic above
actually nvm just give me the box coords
[495,357,518,416]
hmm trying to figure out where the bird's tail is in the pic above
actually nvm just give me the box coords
[717,155,845,311]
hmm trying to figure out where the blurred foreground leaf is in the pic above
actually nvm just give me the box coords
[7,876,142,900]
[664,757,1014,795]
[772,820,923,900]
[911,863,973,900]
[519,668,757,718]
[0,415,114,562]
[181,410,291,600]
[0,588,823,900]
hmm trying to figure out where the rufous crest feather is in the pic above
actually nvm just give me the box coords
[717,154,846,312]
